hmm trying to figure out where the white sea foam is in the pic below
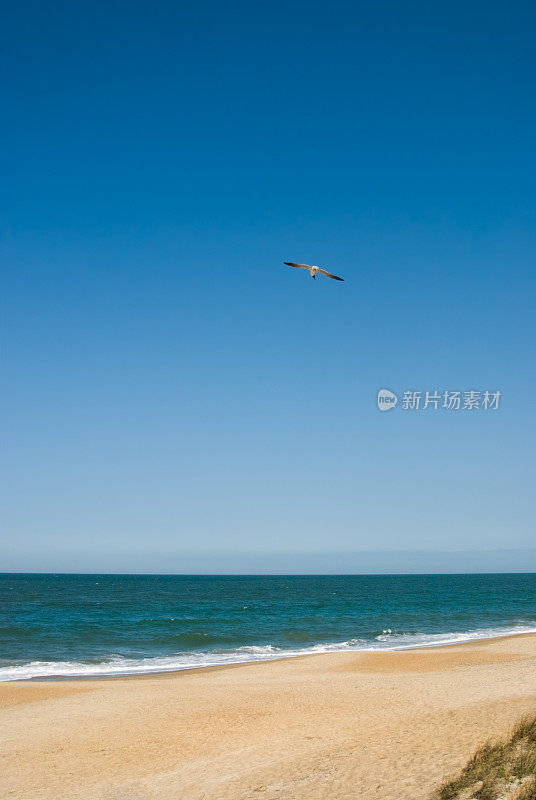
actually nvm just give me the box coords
[2,623,536,682]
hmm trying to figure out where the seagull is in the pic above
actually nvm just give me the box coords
[284,262,344,281]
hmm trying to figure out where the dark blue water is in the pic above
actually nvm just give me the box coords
[1,573,535,680]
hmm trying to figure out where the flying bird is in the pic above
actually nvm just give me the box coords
[284,262,344,281]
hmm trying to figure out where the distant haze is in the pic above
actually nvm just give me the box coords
[3,551,536,576]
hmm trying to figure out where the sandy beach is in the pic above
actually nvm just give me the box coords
[2,633,536,800]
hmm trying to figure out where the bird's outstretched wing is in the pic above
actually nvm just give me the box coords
[284,262,311,269]
[317,268,344,281]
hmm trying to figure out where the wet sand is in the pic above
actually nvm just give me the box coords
[2,633,536,800]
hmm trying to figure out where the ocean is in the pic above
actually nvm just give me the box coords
[1,573,535,681]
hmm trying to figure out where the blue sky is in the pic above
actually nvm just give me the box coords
[2,0,535,572]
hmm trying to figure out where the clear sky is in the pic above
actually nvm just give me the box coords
[2,1,535,572]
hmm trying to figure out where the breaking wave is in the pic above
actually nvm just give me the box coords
[2,622,536,682]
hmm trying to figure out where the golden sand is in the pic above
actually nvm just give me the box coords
[2,633,536,800]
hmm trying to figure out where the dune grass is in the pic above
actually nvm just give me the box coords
[434,715,536,800]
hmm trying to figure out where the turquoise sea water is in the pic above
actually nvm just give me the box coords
[1,573,535,680]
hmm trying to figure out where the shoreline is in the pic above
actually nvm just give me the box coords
[5,626,536,684]
[3,633,536,799]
